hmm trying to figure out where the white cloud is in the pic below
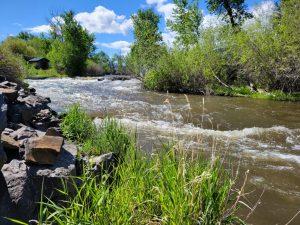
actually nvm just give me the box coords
[251,0,276,18]
[13,22,22,27]
[26,24,50,33]
[146,0,175,21]
[146,0,167,5]
[26,5,132,35]
[202,14,224,29]
[244,1,276,27]
[75,6,132,35]
[101,41,131,55]
[162,30,176,47]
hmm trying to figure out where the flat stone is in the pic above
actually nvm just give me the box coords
[0,88,18,103]
[1,131,19,150]
[25,135,64,165]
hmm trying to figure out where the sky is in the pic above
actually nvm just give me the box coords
[0,0,277,56]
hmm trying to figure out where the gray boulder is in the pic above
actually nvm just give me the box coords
[0,141,77,224]
[88,152,120,176]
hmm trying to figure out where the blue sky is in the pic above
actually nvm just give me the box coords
[0,0,276,56]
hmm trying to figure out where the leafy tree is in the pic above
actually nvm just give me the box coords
[167,0,202,48]
[130,8,163,76]
[92,51,111,74]
[48,11,95,76]
[206,0,253,28]
[111,54,125,75]
[17,32,35,41]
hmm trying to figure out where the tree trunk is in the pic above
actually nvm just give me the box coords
[223,0,236,27]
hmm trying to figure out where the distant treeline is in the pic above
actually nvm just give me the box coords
[0,0,299,95]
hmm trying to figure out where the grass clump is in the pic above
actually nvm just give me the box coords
[60,104,96,143]
[61,104,135,157]
[39,146,245,225]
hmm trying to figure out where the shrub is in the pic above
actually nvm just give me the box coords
[85,59,104,76]
[1,37,36,58]
[0,47,26,83]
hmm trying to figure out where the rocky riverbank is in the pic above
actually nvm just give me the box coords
[0,80,78,224]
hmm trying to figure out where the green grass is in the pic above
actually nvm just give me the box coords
[214,86,300,101]
[26,65,66,79]
[39,147,245,225]
[61,104,135,157]
[12,104,247,224]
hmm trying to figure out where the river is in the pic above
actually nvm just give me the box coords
[27,77,300,225]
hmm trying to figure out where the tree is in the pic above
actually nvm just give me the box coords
[206,0,253,28]
[167,0,203,48]
[17,32,35,41]
[92,51,111,74]
[48,11,95,76]
[130,8,163,76]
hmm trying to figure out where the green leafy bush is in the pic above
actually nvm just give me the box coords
[0,47,26,82]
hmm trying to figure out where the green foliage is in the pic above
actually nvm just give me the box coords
[85,59,105,76]
[26,64,64,78]
[61,104,135,156]
[39,145,245,225]
[17,31,35,41]
[130,8,164,76]
[82,117,135,156]
[91,51,112,74]
[1,37,37,58]
[145,0,300,97]
[60,104,96,143]
[167,0,203,48]
[206,0,253,27]
[0,46,25,82]
[48,11,95,76]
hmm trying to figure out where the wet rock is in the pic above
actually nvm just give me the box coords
[0,141,77,224]
[0,94,7,133]
[25,135,64,165]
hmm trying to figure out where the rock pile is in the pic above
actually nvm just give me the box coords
[0,81,77,224]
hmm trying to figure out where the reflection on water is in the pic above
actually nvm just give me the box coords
[28,77,300,225]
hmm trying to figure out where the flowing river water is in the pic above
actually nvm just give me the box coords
[28,77,300,225]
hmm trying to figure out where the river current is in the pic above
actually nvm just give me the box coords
[28,77,300,225]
